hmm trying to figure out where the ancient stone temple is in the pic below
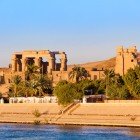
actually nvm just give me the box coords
[115,46,139,75]
[1,46,140,95]
[11,50,67,74]
[0,50,68,91]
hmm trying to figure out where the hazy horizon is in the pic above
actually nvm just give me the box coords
[0,0,140,67]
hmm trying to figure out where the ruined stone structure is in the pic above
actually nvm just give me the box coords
[11,50,67,74]
[0,46,140,95]
[115,46,139,75]
[0,50,68,93]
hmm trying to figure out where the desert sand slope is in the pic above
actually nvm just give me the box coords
[68,57,116,71]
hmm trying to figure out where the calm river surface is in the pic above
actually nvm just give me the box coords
[0,124,140,140]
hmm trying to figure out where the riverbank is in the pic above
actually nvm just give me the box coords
[0,103,140,127]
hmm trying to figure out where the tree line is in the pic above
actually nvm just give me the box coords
[9,64,52,97]
[5,64,140,105]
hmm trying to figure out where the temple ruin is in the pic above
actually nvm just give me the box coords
[115,46,139,75]
[11,50,67,74]
[0,46,140,95]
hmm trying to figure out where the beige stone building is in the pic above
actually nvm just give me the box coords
[11,50,67,74]
[0,46,139,95]
[115,46,140,75]
[0,50,68,94]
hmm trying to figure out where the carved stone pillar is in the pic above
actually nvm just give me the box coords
[48,58,53,74]
[11,59,16,72]
[60,58,67,71]
[48,57,55,74]
[17,59,20,72]
[21,58,27,72]
[11,55,17,72]
[38,58,43,73]
[65,58,67,70]
[34,57,41,73]
[34,57,40,67]
[60,52,67,71]
[51,57,55,71]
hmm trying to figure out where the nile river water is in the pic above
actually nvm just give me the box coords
[0,124,140,140]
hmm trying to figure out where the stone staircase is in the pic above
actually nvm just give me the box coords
[50,102,80,123]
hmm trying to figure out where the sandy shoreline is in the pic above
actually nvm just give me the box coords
[0,103,140,127]
[0,121,140,128]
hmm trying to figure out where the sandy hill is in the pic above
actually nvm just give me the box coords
[68,57,116,71]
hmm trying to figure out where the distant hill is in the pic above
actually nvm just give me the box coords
[68,57,116,71]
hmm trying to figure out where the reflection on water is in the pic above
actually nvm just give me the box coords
[0,124,139,140]
[127,128,140,137]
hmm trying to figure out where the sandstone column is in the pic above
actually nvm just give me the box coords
[51,57,55,71]
[11,54,17,72]
[17,59,20,72]
[34,57,40,67]
[21,58,27,72]
[48,57,55,74]
[34,57,42,73]
[60,58,67,71]
[60,53,67,71]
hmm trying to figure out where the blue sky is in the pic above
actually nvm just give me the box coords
[0,0,140,66]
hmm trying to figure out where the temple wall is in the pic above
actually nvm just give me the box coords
[1,47,140,95]
[0,68,12,84]
[89,71,105,80]
[115,46,138,76]
[52,71,69,86]
[115,46,124,75]
[11,50,67,74]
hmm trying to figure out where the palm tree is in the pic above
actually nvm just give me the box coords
[21,81,36,97]
[134,65,140,79]
[69,66,89,83]
[22,75,53,97]
[123,68,139,98]
[35,75,53,96]
[104,69,115,95]
[10,75,22,97]
[25,64,39,81]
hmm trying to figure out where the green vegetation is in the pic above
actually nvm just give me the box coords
[9,75,23,97]
[8,64,140,105]
[124,66,140,98]
[130,116,136,121]
[9,64,53,97]
[105,66,140,100]
[54,79,106,106]
[76,79,105,95]
[25,64,39,81]
[0,92,2,98]
[32,109,41,118]
[69,66,90,82]
[33,109,41,125]
[54,81,83,106]
[54,66,105,106]
[33,120,41,125]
